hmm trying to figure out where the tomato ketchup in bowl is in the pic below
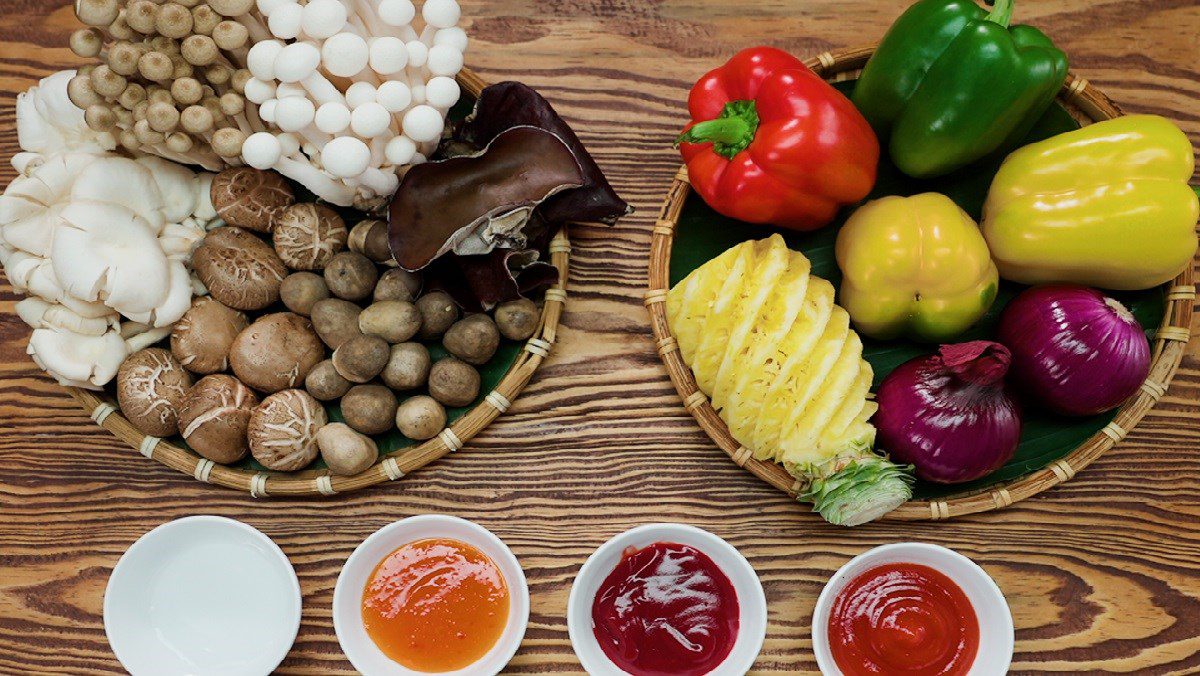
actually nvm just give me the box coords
[813,543,1012,676]
[568,524,767,676]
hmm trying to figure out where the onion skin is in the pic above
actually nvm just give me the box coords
[875,341,1022,484]
[998,285,1150,417]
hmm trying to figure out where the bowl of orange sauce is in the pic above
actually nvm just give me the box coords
[812,543,1013,676]
[333,515,530,675]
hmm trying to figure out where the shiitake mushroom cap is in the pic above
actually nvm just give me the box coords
[248,389,327,471]
[229,312,325,393]
[177,374,258,464]
[117,347,192,437]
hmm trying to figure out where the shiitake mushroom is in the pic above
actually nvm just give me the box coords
[494,298,539,340]
[428,357,480,408]
[170,296,247,374]
[117,348,192,437]
[341,384,397,435]
[395,395,445,441]
[177,374,257,464]
[415,291,459,339]
[229,312,324,393]
[443,314,499,365]
[247,389,326,471]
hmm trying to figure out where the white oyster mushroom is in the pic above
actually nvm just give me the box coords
[123,261,194,328]
[16,297,117,336]
[15,70,115,166]
[0,154,99,256]
[137,156,205,224]
[122,322,174,352]
[70,156,166,233]
[28,327,128,390]
[51,201,171,316]
[159,220,209,260]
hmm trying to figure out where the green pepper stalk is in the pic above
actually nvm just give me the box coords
[675,100,760,159]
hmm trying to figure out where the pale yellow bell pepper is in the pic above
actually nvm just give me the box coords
[982,114,1199,290]
[835,193,998,343]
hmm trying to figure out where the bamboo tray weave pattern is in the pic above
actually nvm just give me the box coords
[66,68,572,497]
[645,47,1196,521]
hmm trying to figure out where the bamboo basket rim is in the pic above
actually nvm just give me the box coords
[645,46,1196,521]
[64,67,573,498]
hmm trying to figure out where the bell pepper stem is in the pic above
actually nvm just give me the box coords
[676,100,760,159]
[985,0,1015,27]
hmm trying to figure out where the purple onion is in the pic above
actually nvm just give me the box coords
[998,285,1151,417]
[875,341,1022,484]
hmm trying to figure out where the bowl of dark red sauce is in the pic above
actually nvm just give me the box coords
[813,542,1013,676]
[567,523,767,675]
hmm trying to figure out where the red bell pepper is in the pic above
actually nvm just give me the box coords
[677,47,879,230]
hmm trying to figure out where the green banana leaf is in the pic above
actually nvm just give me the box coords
[669,81,1165,500]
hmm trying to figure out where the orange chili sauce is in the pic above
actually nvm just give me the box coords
[362,538,509,672]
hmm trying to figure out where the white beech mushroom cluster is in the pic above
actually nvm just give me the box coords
[240,0,467,207]
[0,72,219,390]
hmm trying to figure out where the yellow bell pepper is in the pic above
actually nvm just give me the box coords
[982,114,1199,290]
[835,193,998,342]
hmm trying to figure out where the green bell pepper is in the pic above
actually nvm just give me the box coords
[853,0,1068,178]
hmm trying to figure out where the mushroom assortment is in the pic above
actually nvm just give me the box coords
[108,166,542,476]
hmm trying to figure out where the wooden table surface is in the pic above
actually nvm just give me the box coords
[2,0,1199,673]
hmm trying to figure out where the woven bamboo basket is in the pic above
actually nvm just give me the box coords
[64,67,573,497]
[646,46,1196,521]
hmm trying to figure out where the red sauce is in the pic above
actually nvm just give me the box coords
[591,542,739,676]
[828,562,979,676]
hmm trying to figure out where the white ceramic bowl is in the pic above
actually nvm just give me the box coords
[104,515,302,676]
[812,542,1014,676]
[567,523,768,675]
[333,515,530,675]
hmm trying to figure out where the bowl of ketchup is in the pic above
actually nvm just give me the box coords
[812,543,1013,676]
[567,523,767,676]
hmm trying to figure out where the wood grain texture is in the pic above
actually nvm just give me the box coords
[1,1,1198,673]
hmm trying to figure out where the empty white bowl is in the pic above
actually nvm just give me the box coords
[812,542,1013,676]
[104,516,302,676]
[567,523,768,675]
[333,515,530,675]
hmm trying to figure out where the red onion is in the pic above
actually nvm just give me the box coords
[998,285,1151,417]
[875,341,1022,484]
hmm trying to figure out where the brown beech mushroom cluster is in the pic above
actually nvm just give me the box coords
[109,165,550,476]
[69,0,263,169]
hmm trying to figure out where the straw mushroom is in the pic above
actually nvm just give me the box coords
[305,359,351,401]
[359,301,421,344]
[192,226,287,310]
[177,374,258,464]
[374,268,421,302]
[210,167,295,233]
[117,347,193,437]
[332,334,389,383]
[280,271,330,316]
[316,423,377,476]
[170,296,248,374]
[324,251,377,301]
[443,314,499,365]
[309,297,363,349]
[273,203,348,270]
[348,219,391,263]
[395,395,445,441]
[415,291,458,339]
[428,356,479,407]
[381,342,430,391]
[229,312,325,393]
[494,298,539,340]
[341,384,397,435]
[248,389,327,471]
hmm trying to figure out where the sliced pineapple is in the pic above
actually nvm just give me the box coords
[778,330,865,466]
[667,242,745,365]
[690,242,757,394]
[821,363,875,443]
[751,287,844,460]
[710,236,790,411]
[721,251,811,446]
